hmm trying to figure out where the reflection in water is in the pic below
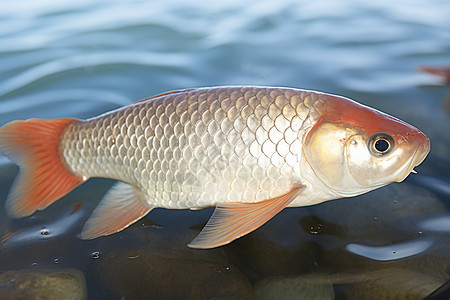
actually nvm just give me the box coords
[420,215,450,233]
[346,238,435,261]
[0,204,85,247]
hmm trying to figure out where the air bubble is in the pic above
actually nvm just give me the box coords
[31,262,38,267]
[54,258,59,264]
[40,229,50,235]
[309,224,322,234]
[91,251,100,259]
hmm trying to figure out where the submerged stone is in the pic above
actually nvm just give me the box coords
[0,268,87,300]
[345,268,445,300]
[95,248,253,299]
[254,275,335,300]
[223,208,323,283]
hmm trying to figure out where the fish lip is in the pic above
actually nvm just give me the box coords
[418,136,431,165]
[412,135,431,169]
[397,136,430,182]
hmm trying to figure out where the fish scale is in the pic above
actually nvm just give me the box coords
[61,86,320,209]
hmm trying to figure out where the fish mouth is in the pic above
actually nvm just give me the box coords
[396,135,430,182]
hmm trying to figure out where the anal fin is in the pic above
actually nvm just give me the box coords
[80,182,153,239]
[188,185,305,249]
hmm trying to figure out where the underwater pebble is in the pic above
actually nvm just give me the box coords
[345,268,444,300]
[0,268,87,300]
[95,248,253,299]
[254,276,334,300]
[311,183,449,275]
[314,183,446,241]
[223,208,322,282]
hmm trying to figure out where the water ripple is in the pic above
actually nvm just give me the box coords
[0,52,189,98]
[0,89,132,122]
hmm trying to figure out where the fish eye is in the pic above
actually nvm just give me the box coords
[369,133,394,156]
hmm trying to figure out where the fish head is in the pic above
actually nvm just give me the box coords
[302,94,430,197]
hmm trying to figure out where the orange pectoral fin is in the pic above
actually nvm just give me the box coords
[188,185,305,249]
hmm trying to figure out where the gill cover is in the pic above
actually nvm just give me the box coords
[302,121,408,196]
[302,122,361,195]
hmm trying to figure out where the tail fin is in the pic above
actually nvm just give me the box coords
[0,118,85,218]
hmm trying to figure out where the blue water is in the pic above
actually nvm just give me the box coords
[0,0,449,299]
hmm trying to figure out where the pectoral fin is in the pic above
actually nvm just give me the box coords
[80,182,153,239]
[188,185,305,249]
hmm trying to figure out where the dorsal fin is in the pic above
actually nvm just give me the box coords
[134,89,194,104]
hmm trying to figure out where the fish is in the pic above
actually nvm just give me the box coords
[419,66,450,85]
[0,86,430,249]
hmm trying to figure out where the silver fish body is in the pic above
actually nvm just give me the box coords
[62,86,326,209]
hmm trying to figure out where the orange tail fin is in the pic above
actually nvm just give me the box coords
[0,118,84,218]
